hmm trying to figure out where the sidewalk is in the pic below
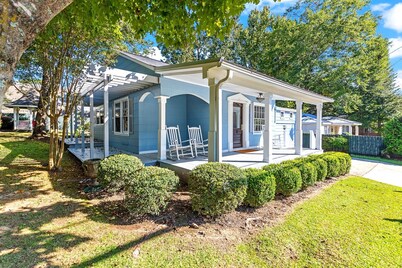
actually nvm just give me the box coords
[350,159,402,187]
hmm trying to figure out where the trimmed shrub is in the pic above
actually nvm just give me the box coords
[298,162,317,188]
[243,168,276,208]
[383,117,402,156]
[264,164,302,196]
[189,163,247,216]
[322,135,349,152]
[98,154,144,191]
[124,166,179,216]
[329,152,352,175]
[322,155,340,178]
[310,158,328,181]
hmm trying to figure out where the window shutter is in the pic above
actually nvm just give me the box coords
[129,96,134,134]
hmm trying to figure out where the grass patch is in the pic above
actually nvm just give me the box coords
[1,132,401,267]
[352,154,402,166]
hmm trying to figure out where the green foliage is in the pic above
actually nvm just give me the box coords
[124,166,179,216]
[264,164,302,196]
[298,162,318,188]
[327,152,352,175]
[322,136,349,152]
[189,163,247,216]
[383,117,402,156]
[309,158,328,181]
[322,155,341,178]
[98,154,144,191]
[243,168,276,208]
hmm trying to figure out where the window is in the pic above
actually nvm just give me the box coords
[95,107,104,124]
[280,111,285,119]
[114,97,129,135]
[290,112,293,119]
[253,104,265,133]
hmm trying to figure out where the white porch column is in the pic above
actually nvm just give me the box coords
[28,109,33,131]
[69,111,73,140]
[355,125,359,136]
[13,108,17,130]
[156,96,169,160]
[81,101,85,156]
[316,103,323,150]
[208,78,223,162]
[348,124,352,134]
[295,100,303,155]
[263,94,273,163]
[103,76,110,157]
[208,78,217,162]
[89,93,95,159]
[74,105,78,148]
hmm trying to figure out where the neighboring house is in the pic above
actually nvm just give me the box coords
[3,90,39,131]
[302,115,362,136]
[76,52,333,164]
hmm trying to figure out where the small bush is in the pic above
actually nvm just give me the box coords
[329,152,352,175]
[124,166,179,216]
[322,136,349,152]
[322,155,341,178]
[189,163,247,216]
[298,162,317,188]
[264,164,302,196]
[310,158,328,181]
[383,117,402,156]
[98,154,144,191]
[243,168,276,208]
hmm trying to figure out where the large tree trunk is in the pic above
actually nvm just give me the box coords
[32,70,51,137]
[0,0,73,119]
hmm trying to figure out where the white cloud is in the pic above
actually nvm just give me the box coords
[383,3,402,33]
[389,38,402,59]
[371,3,391,12]
[396,70,402,90]
[146,47,165,61]
[242,0,297,15]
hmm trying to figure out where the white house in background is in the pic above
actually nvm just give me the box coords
[4,91,38,131]
[303,115,362,136]
[70,52,333,167]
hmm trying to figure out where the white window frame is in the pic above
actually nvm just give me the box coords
[113,97,129,136]
[95,106,104,125]
[252,102,265,134]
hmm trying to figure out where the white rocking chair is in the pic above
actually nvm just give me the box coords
[166,125,194,160]
[188,125,208,157]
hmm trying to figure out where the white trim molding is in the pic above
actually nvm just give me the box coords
[227,93,251,152]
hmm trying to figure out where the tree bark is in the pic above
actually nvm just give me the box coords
[32,70,50,137]
[0,0,73,119]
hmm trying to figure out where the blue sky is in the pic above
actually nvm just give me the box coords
[239,0,402,90]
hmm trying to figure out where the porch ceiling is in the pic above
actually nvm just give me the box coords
[156,59,333,105]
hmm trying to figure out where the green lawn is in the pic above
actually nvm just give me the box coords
[352,154,402,166]
[1,132,401,267]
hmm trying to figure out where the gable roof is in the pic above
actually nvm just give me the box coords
[5,91,39,109]
[118,51,168,70]
[303,115,362,126]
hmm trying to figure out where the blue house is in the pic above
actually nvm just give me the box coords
[73,52,333,168]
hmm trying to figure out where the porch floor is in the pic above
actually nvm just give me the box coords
[68,147,158,166]
[160,149,323,172]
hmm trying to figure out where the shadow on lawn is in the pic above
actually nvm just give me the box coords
[0,201,90,267]
[384,218,402,224]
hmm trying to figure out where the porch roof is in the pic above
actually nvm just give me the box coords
[303,116,362,126]
[156,58,333,105]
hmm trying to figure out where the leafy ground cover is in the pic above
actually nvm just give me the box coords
[0,132,401,267]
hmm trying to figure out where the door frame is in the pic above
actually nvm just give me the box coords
[228,93,251,152]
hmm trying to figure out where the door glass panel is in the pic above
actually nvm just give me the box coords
[233,106,241,129]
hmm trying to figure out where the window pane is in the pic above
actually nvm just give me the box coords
[123,100,129,132]
[253,105,265,132]
[115,102,121,132]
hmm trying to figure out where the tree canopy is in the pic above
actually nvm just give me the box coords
[159,0,401,132]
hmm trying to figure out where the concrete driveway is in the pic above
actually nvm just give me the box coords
[350,159,402,187]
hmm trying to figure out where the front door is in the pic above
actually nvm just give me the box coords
[233,103,243,148]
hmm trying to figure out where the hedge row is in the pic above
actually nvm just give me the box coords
[98,154,179,216]
[189,152,351,216]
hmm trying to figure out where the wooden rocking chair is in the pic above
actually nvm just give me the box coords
[188,125,208,157]
[166,125,194,160]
